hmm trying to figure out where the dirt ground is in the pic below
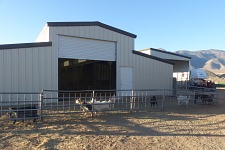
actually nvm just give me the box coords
[1,89,225,150]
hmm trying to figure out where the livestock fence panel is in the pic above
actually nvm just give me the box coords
[42,89,119,118]
[176,88,218,106]
[0,92,42,123]
[0,88,218,122]
[41,89,183,117]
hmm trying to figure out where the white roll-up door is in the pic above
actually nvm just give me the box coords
[58,35,116,61]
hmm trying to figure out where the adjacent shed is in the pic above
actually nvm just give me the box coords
[139,48,191,88]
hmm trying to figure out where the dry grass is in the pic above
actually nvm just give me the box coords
[1,89,225,150]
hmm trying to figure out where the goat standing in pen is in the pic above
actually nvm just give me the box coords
[150,96,158,107]
[76,97,115,117]
[177,95,190,106]
[8,105,38,124]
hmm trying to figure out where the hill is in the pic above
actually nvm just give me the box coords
[175,49,225,82]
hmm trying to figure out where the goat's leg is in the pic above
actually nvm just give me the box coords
[91,111,94,118]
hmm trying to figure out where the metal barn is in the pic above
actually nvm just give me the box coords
[0,22,174,93]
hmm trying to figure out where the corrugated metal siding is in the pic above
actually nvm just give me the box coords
[132,54,173,90]
[173,60,189,72]
[58,35,116,61]
[0,46,55,92]
[0,51,4,91]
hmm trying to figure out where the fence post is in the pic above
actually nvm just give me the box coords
[39,90,44,121]
[162,91,165,110]
[91,90,95,118]
[130,90,134,113]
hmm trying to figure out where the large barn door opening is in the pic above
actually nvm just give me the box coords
[58,59,116,90]
[58,35,116,90]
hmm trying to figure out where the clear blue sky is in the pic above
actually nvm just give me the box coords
[0,0,224,51]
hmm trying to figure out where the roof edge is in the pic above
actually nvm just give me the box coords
[0,42,52,50]
[141,48,191,59]
[47,21,137,38]
[132,50,174,65]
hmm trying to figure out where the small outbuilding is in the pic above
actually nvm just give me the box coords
[0,22,174,93]
[140,48,191,88]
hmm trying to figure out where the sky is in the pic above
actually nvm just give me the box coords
[0,0,224,51]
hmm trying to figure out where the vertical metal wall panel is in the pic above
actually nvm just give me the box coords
[128,38,134,66]
[0,51,3,92]
[89,26,95,39]
[32,48,39,92]
[4,50,12,92]
[119,35,125,66]
[62,26,69,35]
[38,47,46,91]
[51,47,57,91]
[45,47,52,90]
[0,46,54,93]
[123,36,128,66]
[26,49,33,92]
[144,58,148,88]
[11,49,19,92]
[18,49,26,92]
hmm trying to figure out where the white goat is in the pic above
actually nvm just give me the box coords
[177,95,190,106]
[75,96,115,117]
[91,97,115,112]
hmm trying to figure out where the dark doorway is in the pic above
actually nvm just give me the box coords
[58,58,116,90]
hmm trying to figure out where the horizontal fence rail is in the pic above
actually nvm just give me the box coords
[0,88,218,123]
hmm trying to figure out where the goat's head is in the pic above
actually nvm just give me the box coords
[8,109,17,118]
[90,97,96,103]
[75,98,82,104]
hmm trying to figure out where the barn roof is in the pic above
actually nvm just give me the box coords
[148,48,191,59]
[47,21,137,38]
[132,50,174,65]
[0,42,52,50]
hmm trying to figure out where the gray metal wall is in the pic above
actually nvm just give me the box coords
[132,54,173,90]
[36,24,173,91]
[0,46,54,92]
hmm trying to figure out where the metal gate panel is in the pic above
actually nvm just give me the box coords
[58,35,116,61]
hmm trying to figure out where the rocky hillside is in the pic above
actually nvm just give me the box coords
[175,49,225,81]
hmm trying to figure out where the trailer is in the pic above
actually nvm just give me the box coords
[189,69,215,89]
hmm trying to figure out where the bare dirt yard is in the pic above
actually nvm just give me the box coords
[1,89,225,150]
